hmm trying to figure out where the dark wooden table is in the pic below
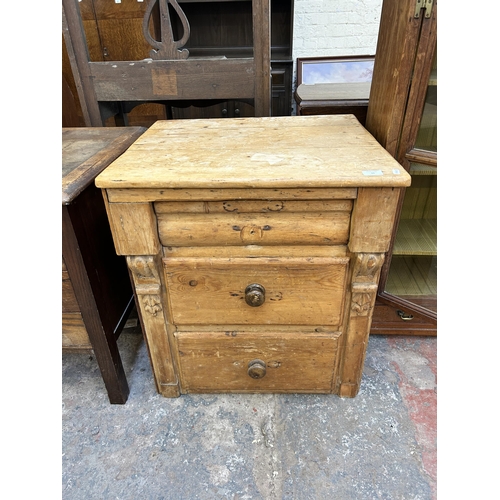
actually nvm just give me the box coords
[62,126,145,404]
[294,82,371,125]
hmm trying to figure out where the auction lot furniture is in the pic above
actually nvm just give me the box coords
[62,0,273,126]
[62,126,145,404]
[95,115,410,398]
[294,56,374,125]
[365,0,437,335]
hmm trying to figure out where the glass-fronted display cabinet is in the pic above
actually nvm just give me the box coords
[386,53,437,310]
[365,0,437,335]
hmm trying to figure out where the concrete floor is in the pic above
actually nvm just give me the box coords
[62,321,437,500]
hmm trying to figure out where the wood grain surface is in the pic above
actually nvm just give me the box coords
[95,115,411,189]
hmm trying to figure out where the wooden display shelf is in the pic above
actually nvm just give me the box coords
[410,163,437,175]
[385,255,437,297]
[392,219,437,256]
[428,69,437,86]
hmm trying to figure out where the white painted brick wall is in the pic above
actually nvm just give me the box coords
[290,0,383,113]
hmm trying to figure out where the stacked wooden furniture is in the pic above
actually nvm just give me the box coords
[169,0,294,118]
[95,115,410,398]
[294,56,374,125]
[62,0,278,126]
[365,0,437,335]
[62,126,145,404]
[294,82,371,124]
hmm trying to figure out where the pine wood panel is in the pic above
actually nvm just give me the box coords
[105,201,160,256]
[95,116,411,190]
[163,245,348,259]
[157,212,351,246]
[109,187,357,203]
[62,313,91,349]
[349,187,401,253]
[154,199,353,214]
[163,255,349,326]
[175,331,340,393]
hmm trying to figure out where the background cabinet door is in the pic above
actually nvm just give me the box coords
[365,0,437,335]
[384,52,437,312]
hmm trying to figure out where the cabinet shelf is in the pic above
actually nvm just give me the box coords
[183,46,291,60]
[187,47,253,58]
[386,255,437,296]
[392,219,436,256]
[428,69,437,86]
[410,163,437,175]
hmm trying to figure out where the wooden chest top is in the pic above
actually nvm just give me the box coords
[94,115,411,190]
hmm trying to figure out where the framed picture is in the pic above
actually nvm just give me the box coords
[296,55,375,86]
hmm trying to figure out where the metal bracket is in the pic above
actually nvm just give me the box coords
[415,0,434,18]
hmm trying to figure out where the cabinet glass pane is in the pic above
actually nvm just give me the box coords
[385,53,437,310]
[415,53,437,152]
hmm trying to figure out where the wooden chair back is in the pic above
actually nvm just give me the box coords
[62,0,271,126]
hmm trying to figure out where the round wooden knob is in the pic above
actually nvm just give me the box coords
[248,359,266,379]
[245,283,265,307]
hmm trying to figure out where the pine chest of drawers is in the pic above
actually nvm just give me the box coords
[95,115,411,398]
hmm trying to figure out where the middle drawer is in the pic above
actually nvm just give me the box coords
[162,247,350,327]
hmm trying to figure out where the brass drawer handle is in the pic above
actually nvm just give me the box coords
[248,359,266,379]
[397,310,414,321]
[245,283,265,307]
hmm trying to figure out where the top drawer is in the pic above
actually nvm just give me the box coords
[155,199,353,246]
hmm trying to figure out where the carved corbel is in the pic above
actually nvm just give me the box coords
[128,256,163,316]
[349,253,384,317]
[352,253,385,284]
[351,283,378,317]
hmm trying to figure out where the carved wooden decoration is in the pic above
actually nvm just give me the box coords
[351,283,379,317]
[350,253,384,317]
[349,253,385,316]
[127,256,163,316]
[143,0,191,60]
[128,255,161,283]
[353,253,385,283]
[127,255,179,396]
[339,252,385,397]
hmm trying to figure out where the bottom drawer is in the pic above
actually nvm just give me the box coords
[175,331,341,393]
